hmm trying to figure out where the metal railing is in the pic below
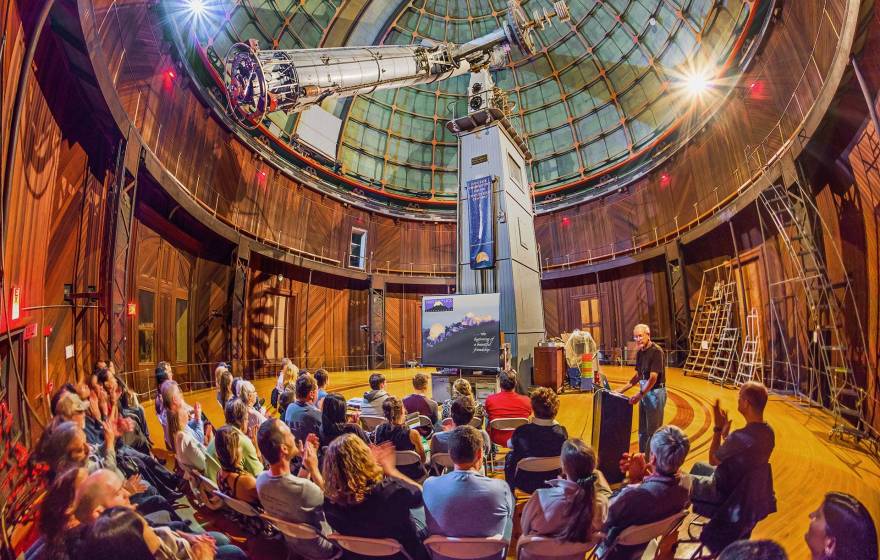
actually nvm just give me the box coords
[117,353,426,401]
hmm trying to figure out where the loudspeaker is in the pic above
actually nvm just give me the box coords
[591,390,632,485]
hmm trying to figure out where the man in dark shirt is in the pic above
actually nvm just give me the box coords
[504,387,568,494]
[689,381,776,552]
[402,373,438,437]
[602,426,691,560]
[284,374,323,443]
[619,323,666,454]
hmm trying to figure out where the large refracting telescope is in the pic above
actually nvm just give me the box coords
[224,0,569,127]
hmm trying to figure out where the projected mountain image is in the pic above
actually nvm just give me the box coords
[422,316,500,369]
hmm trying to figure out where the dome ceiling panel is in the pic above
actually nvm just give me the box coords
[182,0,763,210]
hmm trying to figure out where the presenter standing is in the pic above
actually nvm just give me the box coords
[619,324,667,454]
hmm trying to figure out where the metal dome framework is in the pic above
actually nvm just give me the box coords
[184,0,762,209]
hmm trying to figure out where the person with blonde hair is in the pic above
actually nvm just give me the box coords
[439,377,485,427]
[271,359,297,410]
[322,434,428,560]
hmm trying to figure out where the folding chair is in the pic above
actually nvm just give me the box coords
[259,514,342,560]
[513,456,562,496]
[212,488,273,536]
[588,510,687,559]
[516,534,594,560]
[181,464,222,510]
[423,535,508,560]
[192,472,224,510]
[417,415,436,437]
[329,534,414,560]
[361,414,387,432]
[429,452,454,475]
[488,417,529,472]
[395,450,428,482]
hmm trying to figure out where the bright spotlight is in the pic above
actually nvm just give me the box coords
[683,72,711,96]
[187,0,206,16]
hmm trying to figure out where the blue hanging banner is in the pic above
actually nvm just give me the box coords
[467,175,494,269]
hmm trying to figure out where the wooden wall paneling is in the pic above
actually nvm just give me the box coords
[192,257,230,384]
[347,287,368,369]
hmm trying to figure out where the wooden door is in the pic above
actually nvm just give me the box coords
[132,222,193,393]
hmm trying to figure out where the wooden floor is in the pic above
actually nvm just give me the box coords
[145,366,880,558]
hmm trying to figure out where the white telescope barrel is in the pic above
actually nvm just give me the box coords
[269,46,469,105]
[223,0,568,127]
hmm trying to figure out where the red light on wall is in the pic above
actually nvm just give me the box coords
[127,302,137,316]
[167,69,176,79]
[660,173,672,189]
[748,80,765,99]
[10,286,20,321]
[561,216,571,227]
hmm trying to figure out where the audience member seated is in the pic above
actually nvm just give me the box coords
[255,418,338,559]
[217,368,234,409]
[805,492,877,560]
[373,396,427,480]
[423,426,514,542]
[237,380,267,429]
[520,438,611,546]
[284,374,323,443]
[73,468,246,559]
[53,383,183,504]
[215,426,260,507]
[161,380,208,447]
[360,372,390,417]
[319,392,368,448]
[315,368,330,407]
[504,387,567,494]
[440,378,486,429]
[484,370,530,446]
[95,365,151,451]
[322,434,428,560]
[718,540,787,560]
[272,359,297,410]
[167,392,218,480]
[601,426,691,560]
[76,505,247,560]
[430,397,491,462]
[689,381,776,552]
[30,467,88,560]
[36,418,118,479]
[207,399,264,477]
[154,361,173,415]
[402,373,438,437]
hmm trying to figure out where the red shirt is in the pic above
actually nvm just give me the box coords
[484,390,532,446]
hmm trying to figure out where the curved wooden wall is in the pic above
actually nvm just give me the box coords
[82,0,457,278]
